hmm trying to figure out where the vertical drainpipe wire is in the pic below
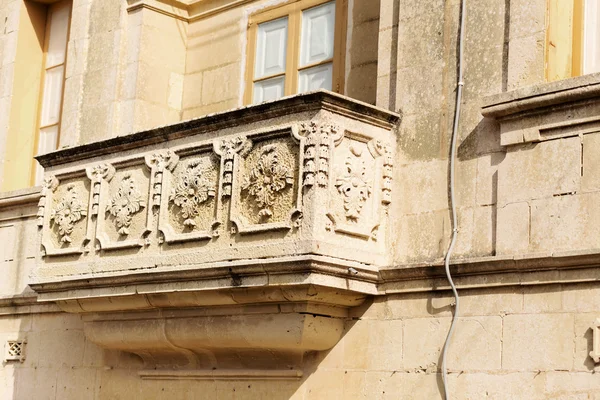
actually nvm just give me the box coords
[441,0,466,398]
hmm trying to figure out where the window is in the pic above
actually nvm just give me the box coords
[244,0,346,104]
[33,0,71,185]
[546,0,600,81]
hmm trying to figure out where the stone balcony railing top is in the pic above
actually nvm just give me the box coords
[32,90,400,304]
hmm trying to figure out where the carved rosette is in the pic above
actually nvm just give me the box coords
[50,183,88,244]
[145,151,179,206]
[299,122,339,188]
[214,136,251,197]
[37,176,59,227]
[241,145,293,220]
[335,152,372,221]
[86,164,115,216]
[107,174,146,236]
[169,159,216,227]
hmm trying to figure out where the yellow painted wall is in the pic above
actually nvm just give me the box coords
[2,1,46,192]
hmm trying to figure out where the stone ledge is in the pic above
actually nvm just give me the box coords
[31,255,378,302]
[138,369,303,380]
[482,73,600,119]
[380,249,600,293]
[481,73,600,146]
[36,90,400,169]
[0,186,41,208]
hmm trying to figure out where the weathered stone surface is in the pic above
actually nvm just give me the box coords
[496,201,529,255]
[503,314,574,371]
[497,138,581,207]
[403,316,502,371]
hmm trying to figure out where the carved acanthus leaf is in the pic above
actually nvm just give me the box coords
[107,174,145,236]
[242,145,293,220]
[169,159,216,227]
[335,152,372,221]
[50,183,87,244]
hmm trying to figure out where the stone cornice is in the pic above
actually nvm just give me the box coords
[380,250,600,293]
[482,72,600,119]
[0,186,41,209]
[30,249,600,302]
[36,91,400,169]
[126,0,270,23]
[481,74,600,146]
[30,255,379,298]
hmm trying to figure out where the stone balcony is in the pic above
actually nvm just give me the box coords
[30,91,400,376]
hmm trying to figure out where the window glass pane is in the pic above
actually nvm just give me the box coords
[298,63,332,92]
[34,125,59,185]
[300,1,335,67]
[37,125,59,155]
[253,76,285,103]
[584,0,600,74]
[46,6,70,68]
[255,17,288,79]
[40,65,65,127]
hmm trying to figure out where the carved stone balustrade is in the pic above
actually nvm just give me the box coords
[30,91,400,375]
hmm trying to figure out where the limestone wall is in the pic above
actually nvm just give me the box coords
[0,283,598,399]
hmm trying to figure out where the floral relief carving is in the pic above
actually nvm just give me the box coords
[214,136,252,197]
[50,183,87,244]
[299,121,338,187]
[335,152,372,221]
[37,176,59,227]
[107,174,146,236]
[242,145,293,220]
[169,159,216,228]
[145,151,179,206]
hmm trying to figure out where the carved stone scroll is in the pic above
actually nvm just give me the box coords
[86,164,115,216]
[145,151,179,207]
[367,139,394,205]
[298,122,340,188]
[37,176,59,227]
[213,136,251,198]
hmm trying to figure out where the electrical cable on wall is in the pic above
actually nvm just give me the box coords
[441,0,466,398]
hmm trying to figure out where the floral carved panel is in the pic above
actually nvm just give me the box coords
[326,133,392,240]
[158,151,222,243]
[230,132,302,234]
[40,177,92,257]
[95,165,151,250]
